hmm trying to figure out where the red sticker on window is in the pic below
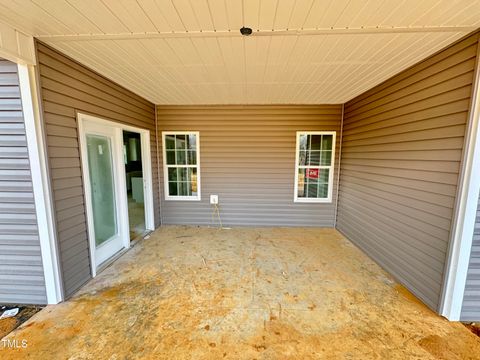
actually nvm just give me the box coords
[306,169,319,179]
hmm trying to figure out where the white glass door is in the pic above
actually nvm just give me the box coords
[82,120,128,268]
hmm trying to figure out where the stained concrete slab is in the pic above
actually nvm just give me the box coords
[2,226,480,359]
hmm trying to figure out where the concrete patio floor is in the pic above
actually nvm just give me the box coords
[2,226,480,359]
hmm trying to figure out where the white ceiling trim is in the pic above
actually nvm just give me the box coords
[36,26,479,42]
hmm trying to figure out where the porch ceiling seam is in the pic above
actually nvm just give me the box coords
[35,26,479,42]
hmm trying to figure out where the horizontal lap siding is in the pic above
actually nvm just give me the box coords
[461,196,480,321]
[336,32,479,311]
[0,58,47,304]
[156,105,342,227]
[36,42,159,298]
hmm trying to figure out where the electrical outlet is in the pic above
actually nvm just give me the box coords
[210,195,219,205]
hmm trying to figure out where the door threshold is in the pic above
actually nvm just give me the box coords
[95,231,152,275]
[130,230,153,247]
[96,247,129,275]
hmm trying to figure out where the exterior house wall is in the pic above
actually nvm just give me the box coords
[35,42,159,299]
[336,32,480,311]
[156,105,342,227]
[0,58,47,304]
[461,192,480,320]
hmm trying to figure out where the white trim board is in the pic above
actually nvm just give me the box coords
[334,105,345,227]
[37,26,479,42]
[77,113,155,276]
[441,38,480,321]
[0,20,36,65]
[18,64,63,304]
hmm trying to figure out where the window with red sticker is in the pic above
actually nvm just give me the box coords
[295,132,335,202]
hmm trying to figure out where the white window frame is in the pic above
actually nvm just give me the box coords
[162,131,201,201]
[294,131,336,203]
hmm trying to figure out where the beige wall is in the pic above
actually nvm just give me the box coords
[36,42,159,298]
[336,32,480,311]
[156,105,342,227]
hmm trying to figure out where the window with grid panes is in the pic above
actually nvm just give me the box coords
[294,132,335,203]
[163,132,200,200]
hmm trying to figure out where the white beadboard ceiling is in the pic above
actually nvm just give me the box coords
[0,0,479,105]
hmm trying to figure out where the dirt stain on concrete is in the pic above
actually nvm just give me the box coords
[1,226,480,359]
[418,334,480,360]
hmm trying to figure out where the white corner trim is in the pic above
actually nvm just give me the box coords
[18,64,63,304]
[441,39,480,321]
[334,104,345,227]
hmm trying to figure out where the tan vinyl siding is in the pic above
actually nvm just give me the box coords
[156,105,342,227]
[0,58,47,304]
[461,194,480,321]
[336,32,479,311]
[36,42,159,298]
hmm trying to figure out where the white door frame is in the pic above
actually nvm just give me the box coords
[77,113,155,276]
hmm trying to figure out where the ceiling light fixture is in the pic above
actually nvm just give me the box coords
[240,27,253,36]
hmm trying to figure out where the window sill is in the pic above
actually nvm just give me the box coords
[165,196,201,201]
[294,198,332,204]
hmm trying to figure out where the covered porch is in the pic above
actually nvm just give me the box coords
[3,226,479,359]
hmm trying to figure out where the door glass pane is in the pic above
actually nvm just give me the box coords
[86,135,117,246]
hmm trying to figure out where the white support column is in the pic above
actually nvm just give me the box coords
[441,39,480,320]
[0,20,35,65]
[18,63,63,304]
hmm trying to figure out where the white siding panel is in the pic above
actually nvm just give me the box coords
[0,58,47,304]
